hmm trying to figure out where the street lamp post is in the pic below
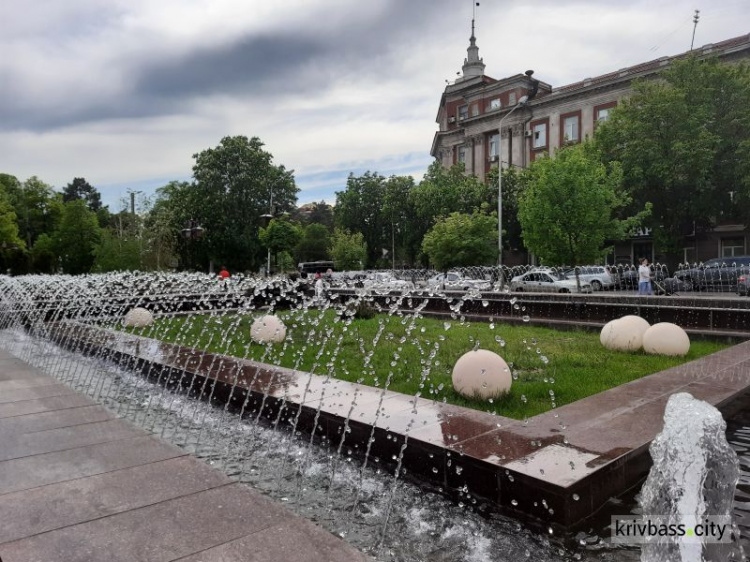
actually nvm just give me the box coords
[497,96,528,271]
[180,219,205,271]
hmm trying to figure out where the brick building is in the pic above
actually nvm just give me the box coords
[430,26,750,265]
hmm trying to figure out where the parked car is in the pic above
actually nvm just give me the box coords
[510,271,592,293]
[426,271,492,291]
[562,266,615,291]
[362,272,414,292]
[674,257,750,292]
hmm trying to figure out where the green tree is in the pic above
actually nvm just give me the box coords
[330,228,367,271]
[295,223,331,262]
[259,216,302,271]
[595,56,750,260]
[30,233,57,273]
[92,230,142,272]
[143,181,191,270]
[383,175,415,267]
[334,172,387,267]
[190,136,298,271]
[62,177,104,212]
[408,162,496,263]
[55,199,101,274]
[518,143,649,268]
[421,211,498,270]
[486,166,527,255]
[0,189,26,272]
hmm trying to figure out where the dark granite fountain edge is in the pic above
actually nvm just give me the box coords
[43,321,750,531]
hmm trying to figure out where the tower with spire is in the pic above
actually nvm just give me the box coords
[461,17,485,80]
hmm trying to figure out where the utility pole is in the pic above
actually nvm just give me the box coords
[690,10,700,50]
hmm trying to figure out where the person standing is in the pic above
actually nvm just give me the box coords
[638,258,653,295]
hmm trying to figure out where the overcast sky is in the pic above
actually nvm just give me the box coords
[1,0,748,211]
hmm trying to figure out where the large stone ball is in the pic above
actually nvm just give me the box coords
[123,307,154,328]
[600,316,650,352]
[642,322,690,356]
[251,315,287,344]
[452,349,512,400]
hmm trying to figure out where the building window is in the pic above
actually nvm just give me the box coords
[458,105,468,120]
[508,92,517,105]
[458,145,467,164]
[593,102,617,128]
[471,104,479,117]
[721,237,745,257]
[596,107,611,122]
[563,115,580,143]
[489,134,499,159]
[532,123,547,149]
[489,98,501,110]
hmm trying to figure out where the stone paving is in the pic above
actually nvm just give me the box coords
[0,351,370,562]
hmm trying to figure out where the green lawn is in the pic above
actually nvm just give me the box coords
[124,309,727,419]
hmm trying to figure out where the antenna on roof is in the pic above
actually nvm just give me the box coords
[690,9,700,50]
[472,1,479,37]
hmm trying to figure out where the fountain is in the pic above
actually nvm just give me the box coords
[0,270,749,561]
[638,393,744,561]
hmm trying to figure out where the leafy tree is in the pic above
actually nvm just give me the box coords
[518,143,649,268]
[0,189,26,272]
[421,211,498,270]
[55,199,101,274]
[330,228,367,271]
[293,201,334,229]
[144,181,191,270]
[1,175,63,254]
[408,162,495,263]
[334,172,387,267]
[190,136,298,271]
[485,166,527,255]
[295,223,331,262]
[383,175,416,267]
[596,56,750,259]
[92,230,142,272]
[259,216,302,271]
[62,177,104,212]
[30,233,57,273]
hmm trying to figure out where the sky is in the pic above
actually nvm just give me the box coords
[1,0,748,212]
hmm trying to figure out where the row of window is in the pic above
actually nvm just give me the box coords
[457,92,518,122]
[453,103,616,165]
[531,105,612,149]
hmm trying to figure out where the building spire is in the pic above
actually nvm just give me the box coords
[461,5,485,79]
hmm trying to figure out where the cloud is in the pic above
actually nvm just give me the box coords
[0,0,748,202]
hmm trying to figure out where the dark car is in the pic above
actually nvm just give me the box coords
[674,257,750,292]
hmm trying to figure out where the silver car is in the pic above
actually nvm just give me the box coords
[510,271,592,293]
[426,271,491,291]
[563,266,615,291]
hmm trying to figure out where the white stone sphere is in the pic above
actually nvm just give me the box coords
[600,316,650,352]
[123,307,154,328]
[452,349,512,400]
[250,315,287,344]
[642,322,690,356]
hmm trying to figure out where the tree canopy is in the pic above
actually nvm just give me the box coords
[189,135,298,271]
[421,211,498,270]
[330,228,367,271]
[595,56,750,257]
[518,143,649,266]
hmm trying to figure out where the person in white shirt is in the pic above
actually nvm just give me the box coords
[638,258,653,295]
